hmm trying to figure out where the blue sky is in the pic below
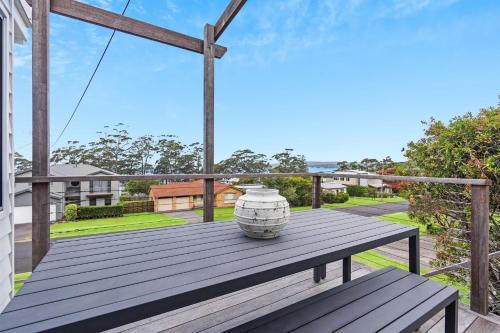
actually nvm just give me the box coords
[13,0,500,162]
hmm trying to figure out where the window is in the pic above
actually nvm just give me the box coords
[105,198,112,206]
[346,178,350,181]
[223,192,238,204]
[91,180,111,193]
[89,198,96,206]
[70,181,80,187]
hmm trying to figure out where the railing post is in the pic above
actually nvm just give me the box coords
[312,176,321,209]
[203,23,215,222]
[470,184,489,315]
[32,0,51,270]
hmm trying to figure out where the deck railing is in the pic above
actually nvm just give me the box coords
[16,172,494,315]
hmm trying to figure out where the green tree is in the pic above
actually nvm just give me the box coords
[263,177,312,207]
[51,141,91,165]
[88,124,132,174]
[215,149,270,174]
[337,161,349,171]
[125,180,160,196]
[14,152,32,173]
[128,135,157,175]
[404,106,499,312]
[272,149,308,173]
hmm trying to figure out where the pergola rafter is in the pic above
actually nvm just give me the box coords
[29,0,247,268]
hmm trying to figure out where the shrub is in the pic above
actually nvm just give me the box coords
[64,204,78,221]
[120,194,150,202]
[334,192,349,203]
[123,200,154,214]
[125,180,160,196]
[262,177,312,207]
[77,204,124,220]
[346,185,368,197]
[321,191,337,204]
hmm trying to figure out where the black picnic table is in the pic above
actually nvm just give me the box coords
[0,208,419,333]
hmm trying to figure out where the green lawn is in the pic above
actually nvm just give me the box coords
[353,250,470,304]
[196,196,406,221]
[14,272,32,294]
[378,212,428,236]
[49,213,186,239]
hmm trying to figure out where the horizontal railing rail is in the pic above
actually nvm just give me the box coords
[15,173,492,186]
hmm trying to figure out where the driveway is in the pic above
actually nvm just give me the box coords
[334,201,409,217]
[163,210,203,224]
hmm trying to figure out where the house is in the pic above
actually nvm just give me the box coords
[14,164,121,223]
[324,170,392,193]
[321,182,347,194]
[0,0,31,311]
[149,180,244,212]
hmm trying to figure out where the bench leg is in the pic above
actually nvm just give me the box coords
[313,266,321,283]
[445,300,458,333]
[343,257,351,283]
[313,264,327,282]
[409,234,420,275]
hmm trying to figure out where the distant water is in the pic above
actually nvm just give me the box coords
[308,166,337,173]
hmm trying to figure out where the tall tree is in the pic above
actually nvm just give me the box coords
[14,152,32,173]
[272,149,308,173]
[215,149,270,174]
[128,135,157,175]
[51,141,91,165]
[88,124,132,174]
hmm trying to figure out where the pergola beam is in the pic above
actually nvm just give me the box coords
[214,0,247,41]
[26,0,227,58]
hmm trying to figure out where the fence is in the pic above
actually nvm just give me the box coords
[16,172,495,315]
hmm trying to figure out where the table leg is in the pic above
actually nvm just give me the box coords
[343,257,351,283]
[445,300,458,333]
[313,266,321,283]
[320,263,327,280]
[409,234,420,275]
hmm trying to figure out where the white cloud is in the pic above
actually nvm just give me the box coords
[379,0,459,18]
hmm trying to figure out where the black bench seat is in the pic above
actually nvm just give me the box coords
[226,267,458,333]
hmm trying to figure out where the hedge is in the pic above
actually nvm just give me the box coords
[77,204,124,220]
[321,191,349,204]
[123,200,154,214]
[346,185,368,197]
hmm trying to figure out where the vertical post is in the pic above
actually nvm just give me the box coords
[343,257,351,283]
[32,0,50,269]
[203,24,215,222]
[312,176,321,209]
[409,233,420,275]
[471,185,489,315]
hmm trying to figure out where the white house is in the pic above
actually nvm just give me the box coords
[14,164,121,224]
[0,0,30,312]
[321,182,347,194]
[324,170,392,193]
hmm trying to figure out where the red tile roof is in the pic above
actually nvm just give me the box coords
[149,180,241,199]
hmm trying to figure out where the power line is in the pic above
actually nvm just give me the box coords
[51,0,132,148]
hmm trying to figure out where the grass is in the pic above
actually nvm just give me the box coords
[48,213,186,239]
[196,196,407,221]
[378,212,428,236]
[14,272,31,294]
[353,250,470,304]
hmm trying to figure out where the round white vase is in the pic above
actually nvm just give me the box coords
[234,189,290,239]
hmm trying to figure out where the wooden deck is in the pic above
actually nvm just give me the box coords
[107,261,500,333]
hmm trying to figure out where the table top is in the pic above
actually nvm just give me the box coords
[0,209,418,333]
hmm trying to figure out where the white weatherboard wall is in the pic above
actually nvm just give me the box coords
[0,0,30,312]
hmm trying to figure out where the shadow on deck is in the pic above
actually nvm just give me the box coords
[106,261,500,333]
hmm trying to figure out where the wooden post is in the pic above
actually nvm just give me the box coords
[470,185,489,315]
[312,176,321,209]
[203,24,215,222]
[32,0,51,269]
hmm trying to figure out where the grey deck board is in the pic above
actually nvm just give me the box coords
[0,209,418,333]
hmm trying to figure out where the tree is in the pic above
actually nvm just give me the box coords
[15,152,32,173]
[337,161,349,171]
[125,180,160,196]
[404,106,499,313]
[272,149,308,173]
[128,135,157,175]
[215,149,270,174]
[51,141,91,165]
[263,177,312,207]
[88,124,132,174]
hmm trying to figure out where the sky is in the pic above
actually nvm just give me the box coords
[13,0,500,163]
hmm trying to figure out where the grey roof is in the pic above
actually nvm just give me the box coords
[17,164,117,177]
[321,182,347,189]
